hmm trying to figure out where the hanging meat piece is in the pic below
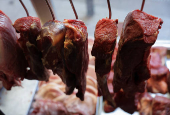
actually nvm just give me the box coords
[37,19,89,101]
[104,89,141,114]
[91,18,118,106]
[37,20,65,80]
[63,19,89,100]
[13,16,49,81]
[0,10,27,89]
[114,90,139,114]
[113,9,163,96]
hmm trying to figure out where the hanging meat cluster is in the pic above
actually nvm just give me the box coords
[31,40,97,115]
[0,10,28,90]
[100,8,170,114]
[91,18,118,106]
[91,8,164,113]
[37,19,89,100]
[104,45,170,114]
[104,92,170,115]
[0,0,89,101]
[113,9,163,96]
[13,15,49,81]
[1,1,169,114]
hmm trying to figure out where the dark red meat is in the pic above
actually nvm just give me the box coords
[37,20,65,80]
[114,90,139,114]
[13,16,49,81]
[0,10,27,89]
[104,101,116,113]
[37,19,89,100]
[91,18,118,106]
[104,89,142,114]
[63,19,89,100]
[113,9,163,96]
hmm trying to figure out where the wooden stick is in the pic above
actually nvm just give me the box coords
[107,0,111,19]
[69,0,78,19]
[45,0,55,20]
[19,0,29,17]
[141,0,145,11]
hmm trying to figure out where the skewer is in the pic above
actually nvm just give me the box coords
[69,0,78,19]
[107,0,112,19]
[45,0,55,20]
[19,0,29,17]
[141,0,145,11]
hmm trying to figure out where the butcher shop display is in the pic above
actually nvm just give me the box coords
[31,46,97,114]
[37,0,89,101]
[102,0,170,114]
[113,9,163,96]
[147,48,169,94]
[0,0,170,115]
[0,10,28,90]
[13,0,50,81]
[91,0,118,106]
[104,46,170,114]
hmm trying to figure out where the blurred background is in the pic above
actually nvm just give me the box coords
[0,0,170,115]
[0,0,170,40]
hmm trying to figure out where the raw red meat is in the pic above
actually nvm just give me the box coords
[104,101,116,113]
[0,10,27,90]
[113,9,163,96]
[37,20,68,90]
[63,19,89,100]
[37,19,89,100]
[13,16,50,81]
[91,18,118,106]
[37,20,65,80]
[147,51,169,94]
[114,90,139,114]
[104,90,141,114]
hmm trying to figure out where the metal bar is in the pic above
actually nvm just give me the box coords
[30,0,57,24]
[86,0,94,17]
